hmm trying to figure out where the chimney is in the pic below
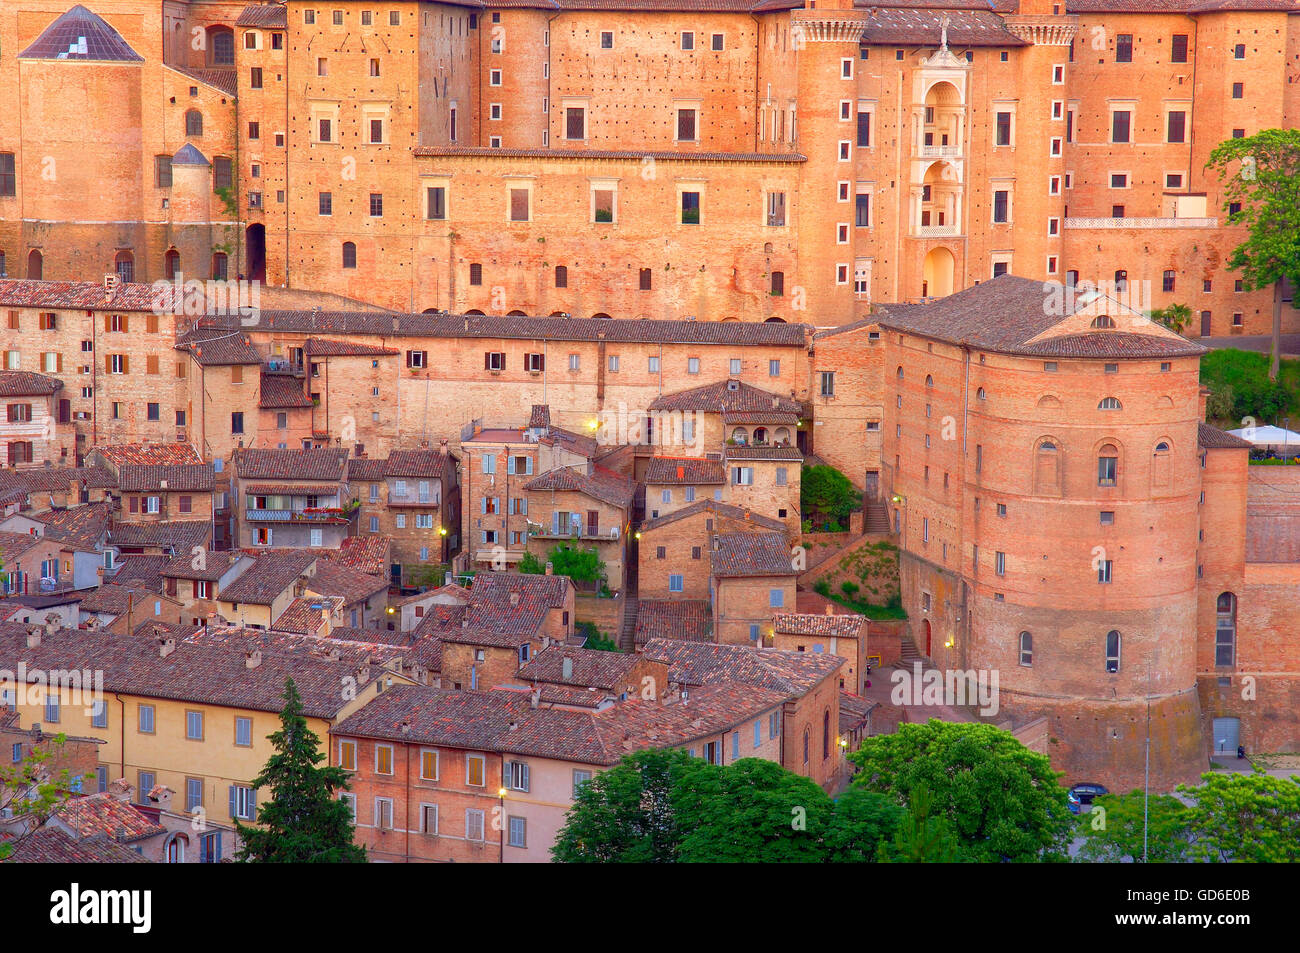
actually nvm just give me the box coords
[25,625,41,648]
[544,561,553,576]
[108,778,134,802]
[825,604,834,616]
[561,656,573,679]
[104,273,120,294]
[509,592,520,607]
[677,465,685,480]
[150,784,175,811]
[529,689,540,709]
[439,438,449,455]
[43,614,59,637]
[245,649,262,669]
[771,396,779,409]
[159,636,176,658]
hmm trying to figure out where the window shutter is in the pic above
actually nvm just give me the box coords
[104,355,112,374]
[521,763,530,791]
[551,512,559,534]
[122,355,129,374]
[480,498,486,514]
[526,458,533,475]
[55,354,62,372]
[520,498,527,515]
[228,785,236,820]
[406,351,413,368]
[122,315,129,333]
[214,831,222,861]
[537,354,545,372]
[250,788,256,816]
[484,352,491,370]
[103,315,111,333]
[507,456,515,475]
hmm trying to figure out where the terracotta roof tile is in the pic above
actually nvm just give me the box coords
[634,599,713,645]
[384,449,451,478]
[1198,422,1254,450]
[0,530,42,562]
[773,611,867,638]
[517,644,640,690]
[415,145,804,162]
[0,466,116,494]
[725,445,803,461]
[32,502,112,550]
[233,447,349,482]
[55,793,165,843]
[0,370,61,396]
[306,337,399,357]
[5,828,150,863]
[175,328,262,366]
[110,555,173,591]
[639,499,786,534]
[118,464,214,492]
[644,456,726,485]
[305,560,388,605]
[259,373,313,408]
[93,443,202,467]
[159,550,248,582]
[524,465,635,508]
[217,551,316,605]
[642,639,842,696]
[237,3,289,27]
[167,63,237,96]
[650,379,803,414]
[711,531,795,577]
[109,520,211,552]
[0,278,177,312]
[321,536,392,576]
[346,458,387,482]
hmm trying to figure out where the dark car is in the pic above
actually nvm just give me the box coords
[1067,783,1109,814]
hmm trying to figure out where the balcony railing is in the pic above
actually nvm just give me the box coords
[917,144,961,159]
[913,225,962,238]
[245,508,350,523]
[1064,216,1219,229]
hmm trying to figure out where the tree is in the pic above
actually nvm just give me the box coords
[885,782,959,863]
[849,720,1073,862]
[552,749,714,862]
[1179,771,1300,863]
[824,786,904,863]
[1077,790,1193,863]
[0,734,90,861]
[235,679,366,863]
[801,464,862,528]
[1151,303,1192,336]
[1207,129,1300,381]
[677,759,832,863]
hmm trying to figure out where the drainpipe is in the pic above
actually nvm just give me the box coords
[404,741,411,862]
[116,692,126,778]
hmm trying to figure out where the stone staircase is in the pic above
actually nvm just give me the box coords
[865,500,891,534]
[898,635,931,669]
[619,594,639,652]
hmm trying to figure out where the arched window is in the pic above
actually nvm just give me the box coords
[342,242,357,269]
[763,316,787,323]
[1019,631,1032,666]
[977,387,986,400]
[730,427,748,446]
[164,249,180,280]
[925,374,934,388]
[554,265,567,288]
[208,27,235,66]
[1215,593,1236,667]
[465,309,485,315]
[1034,440,1060,493]
[506,310,526,316]
[185,110,203,137]
[592,312,611,319]
[1090,314,1114,329]
[774,427,790,445]
[1152,440,1171,486]
[27,249,42,280]
[115,251,134,283]
[802,727,809,764]
[753,427,768,445]
[211,252,228,281]
[822,709,831,759]
[1114,269,1128,292]
[1098,397,1122,410]
[1105,630,1121,673]
[1098,444,1119,486]
[1155,441,1170,452]
[896,366,904,380]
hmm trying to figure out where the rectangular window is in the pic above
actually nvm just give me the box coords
[1167,111,1186,143]
[1116,34,1133,62]
[1098,560,1113,584]
[993,190,1009,224]
[820,371,835,397]
[466,754,486,787]
[668,574,684,593]
[466,809,485,841]
[376,744,394,775]
[995,112,1012,146]
[766,191,786,227]
[138,704,155,734]
[0,153,15,197]
[1171,34,1188,63]
[681,191,700,225]
[185,710,204,740]
[676,108,697,142]
[565,107,585,141]
[509,187,530,222]
[1111,110,1131,143]
[420,749,438,781]
[855,193,870,228]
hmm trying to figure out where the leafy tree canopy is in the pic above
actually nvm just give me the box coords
[848,720,1073,862]
[801,464,862,526]
[519,544,605,584]
[1178,771,1300,863]
[1077,790,1193,863]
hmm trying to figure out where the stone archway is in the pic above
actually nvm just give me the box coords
[922,246,955,298]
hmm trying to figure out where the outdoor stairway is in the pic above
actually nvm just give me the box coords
[619,595,639,653]
[898,635,932,669]
[865,501,891,534]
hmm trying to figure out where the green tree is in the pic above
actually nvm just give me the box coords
[801,464,862,528]
[1150,303,1192,336]
[849,720,1073,862]
[1206,129,1300,381]
[824,786,904,862]
[678,759,832,863]
[1077,790,1192,863]
[1179,771,1300,863]
[552,749,713,862]
[235,679,366,863]
[0,734,90,861]
[575,621,620,652]
[885,782,959,863]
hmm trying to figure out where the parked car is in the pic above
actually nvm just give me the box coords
[1067,783,1109,814]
